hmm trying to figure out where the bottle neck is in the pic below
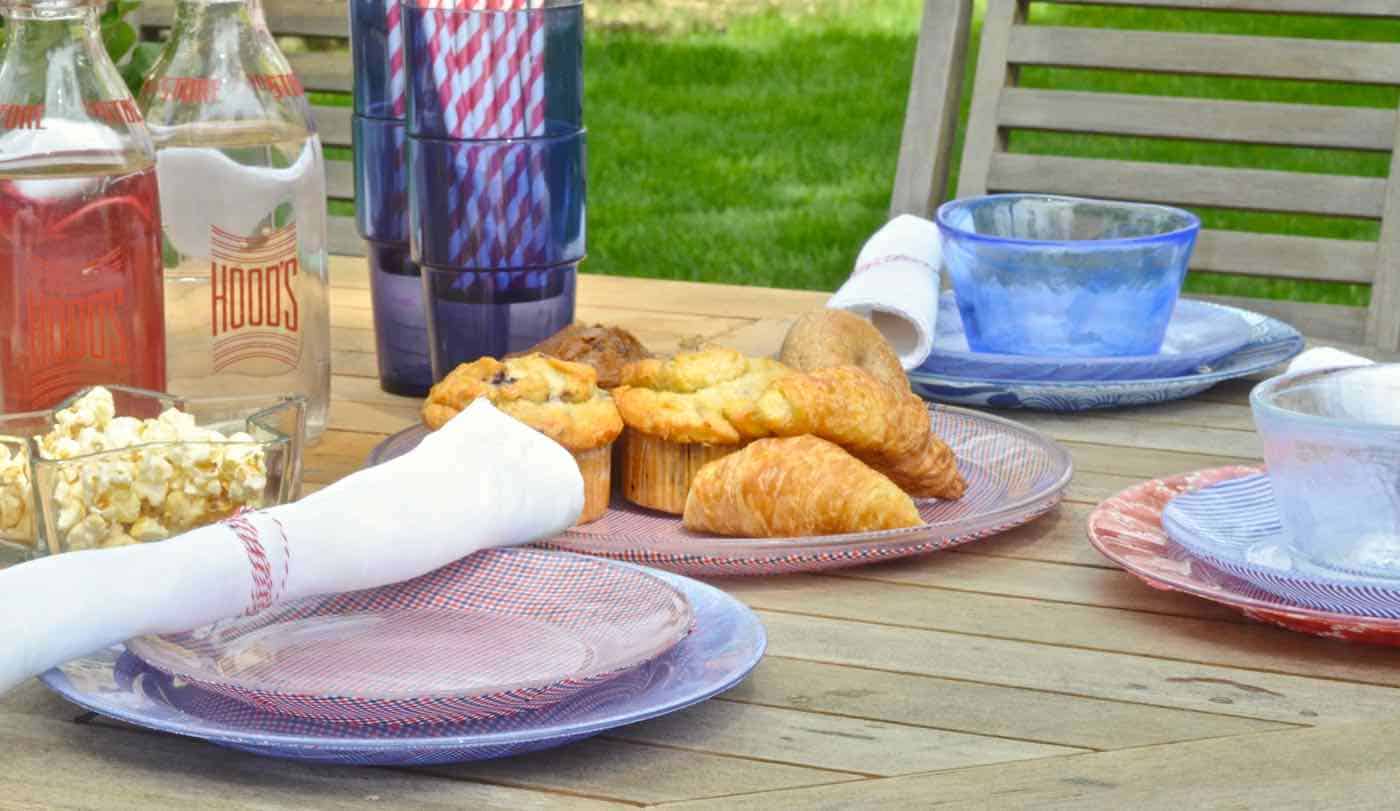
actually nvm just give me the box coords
[1,5,108,83]
[169,0,264,48]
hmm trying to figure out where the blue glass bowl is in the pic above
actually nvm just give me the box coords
[935,194,1200,357]
[1252,365,1400,581]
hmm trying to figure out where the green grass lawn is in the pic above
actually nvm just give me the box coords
[580,1,1399,306]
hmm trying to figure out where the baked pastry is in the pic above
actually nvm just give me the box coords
[683,436,921,537]
[422,354,623,523]
[780,310,909,393]
[519,323,651,389]
[612,348,792,513]
[755,366,965,500]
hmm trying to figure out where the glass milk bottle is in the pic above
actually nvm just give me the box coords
[0,0,166,412]
[138,0,330,439]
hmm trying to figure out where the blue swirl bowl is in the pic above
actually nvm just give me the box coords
[935,194,1200,357]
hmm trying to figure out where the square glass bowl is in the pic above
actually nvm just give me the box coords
[935,194,1200,357]
[1252,365,1400,580]
[0,387,305,560]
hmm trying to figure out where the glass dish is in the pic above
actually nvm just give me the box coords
[910,303,1304,411]
[1252,365,1400,580]
[922,294,1252,381]
[936,194,1200,357]
[1088,466,1400,646]
[368,405,1073,576]
[126,548,695,725]
[1164,472,1400,618]
[42,565,763,765]
[0,386,304,559]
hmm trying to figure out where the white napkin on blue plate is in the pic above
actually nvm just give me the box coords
[0,400,583,695]
[827,215,942,370]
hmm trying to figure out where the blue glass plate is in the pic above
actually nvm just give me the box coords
[1163,473,1400,618]
[910,304,1303,412]
[922,294,1253,381]
[40,565,764,765]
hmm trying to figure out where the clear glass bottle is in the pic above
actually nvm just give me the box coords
[138,0,329,439]
[0,0,167,412]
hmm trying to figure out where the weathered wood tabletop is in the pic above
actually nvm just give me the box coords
[8,255,1400,809]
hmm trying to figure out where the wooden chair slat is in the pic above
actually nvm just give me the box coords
[1041,0,1400,15]
[313,104,352,146]
[954,0,1023,199]
[326,159,353,199]
[329,216,365,256]
[1195,293,1366,343]
[141,0,349,38]
[289,51,352,93]
[998,88,1398,151]
[1010,25,1400,85]
[1191,229,1376,283]
[987,153,1389,218]
[890,0,973,217]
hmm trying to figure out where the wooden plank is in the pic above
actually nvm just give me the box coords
[1044,0,1400,14]
[327,158,353,199]
[997,88,1398,153]
[1195,293,1366,344]
[1009,410,1262,458]
[289,51,352,93]
[0,710,616,810]
[755,611,1400,725]
[954,0,1023,198]
[660,717,1400,810]
[607,699,1080,775]
[890,0,973,217]
[142,0,349,38]
[329,215,364,256]
[1189,228,1376,284]
[314,104,352,146]
[837,539,1245,620]
[1063,439,1255,478]
[1010,25,1400,85]
[725,657,1290,752]
[986,153,1389,218]
[730,573,1400,688]
[427,738,860,806]
[1363,107,1400,350]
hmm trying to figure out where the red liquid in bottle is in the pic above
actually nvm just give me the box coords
[0,165,166,411]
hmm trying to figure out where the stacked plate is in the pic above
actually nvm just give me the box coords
[1088,467,1400,645]
[46,549,767,763]
[910,293,1304,411]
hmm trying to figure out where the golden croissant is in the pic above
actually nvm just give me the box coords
[683,436,921,537]
[755,366,966,500]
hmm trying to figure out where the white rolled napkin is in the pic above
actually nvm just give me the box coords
[0,399,583,694]
[827,214,942,370]
[1287,346,1373,375]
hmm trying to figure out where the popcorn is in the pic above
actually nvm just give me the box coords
[2,387,271,552]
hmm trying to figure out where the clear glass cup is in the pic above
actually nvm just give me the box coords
[0,385,304,559]
[1253,365,1400,579]
[936,194,1200,357]
[138,0,330,440]
[0,0,167,412]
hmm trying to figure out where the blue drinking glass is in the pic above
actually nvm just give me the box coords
[421,263,577,379]
[353,116,410,243]
[350,0,404,119]
[408,129,585,270]
[935,194,1200,357]
[368,241,432,396]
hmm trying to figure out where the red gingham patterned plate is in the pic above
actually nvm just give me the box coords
[126,548,695,724]
[1088,466,1400,645]
[368,405,1074,576]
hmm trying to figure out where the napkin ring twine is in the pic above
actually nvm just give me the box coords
[222,508,290,616]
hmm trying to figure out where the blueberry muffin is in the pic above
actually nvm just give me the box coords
[611,348,792,514]
[518,323,651,389]
[423,354,623,523]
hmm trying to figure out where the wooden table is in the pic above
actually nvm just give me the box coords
[9,256,1400,809]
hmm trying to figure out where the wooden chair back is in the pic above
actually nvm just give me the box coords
[138,0,360,256]
[946,0,1400,348]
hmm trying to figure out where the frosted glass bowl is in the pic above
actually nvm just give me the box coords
[1252,365,1400,579]
[935,194,1200,357]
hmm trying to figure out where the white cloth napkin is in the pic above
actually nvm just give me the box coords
[0,399,583,694]
[827,214,942,370]
[1287,346,1373,375]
